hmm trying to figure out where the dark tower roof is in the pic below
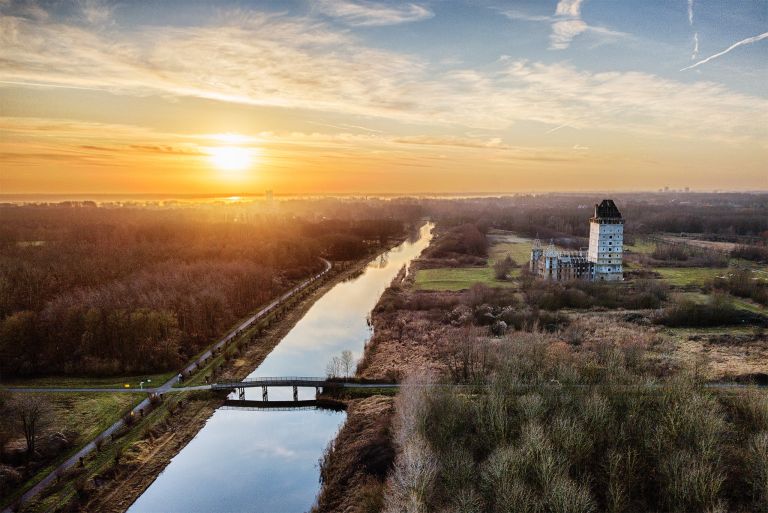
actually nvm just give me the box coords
[593,199,622,219]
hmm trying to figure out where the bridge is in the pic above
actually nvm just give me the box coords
[208,376,399,401]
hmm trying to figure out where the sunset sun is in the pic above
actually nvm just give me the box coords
[207,145,259,180]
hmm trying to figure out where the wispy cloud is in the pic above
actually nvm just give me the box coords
[687,0,698,60]
[78,0,113,24]
[315,0,432,26]
[687,0,694,26]
[550,0,590,49]
[503,0,626,50]
[691,31,699,60]
[681,32,768,70]
[0,5,765,144]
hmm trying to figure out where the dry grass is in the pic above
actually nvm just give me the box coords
[383,331,768,512]
[314,396,395,513]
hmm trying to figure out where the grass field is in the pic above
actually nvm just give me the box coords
[625,238,656,254]
[17,391,184,513]
[731,297,768,315]
[654,267,725,287]
[2,392,140,509]
[414,267,518,291]
[489,241,531,264]
[2,372,175,390]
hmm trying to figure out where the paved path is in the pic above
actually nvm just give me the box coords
[9,379,766,395]
[1,259,332,513]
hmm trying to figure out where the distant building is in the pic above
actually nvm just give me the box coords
[530,199,624,282]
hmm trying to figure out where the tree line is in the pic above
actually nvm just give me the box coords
[0,203,411,377]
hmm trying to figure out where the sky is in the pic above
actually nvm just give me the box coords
[0,0,766,195]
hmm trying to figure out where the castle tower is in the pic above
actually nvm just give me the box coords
[530,237,543,272]
[543,240,559,281]
[587,199,624,281]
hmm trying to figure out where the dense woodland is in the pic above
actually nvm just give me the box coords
[0,201,412,377]
[422,193,768,246]
[2,192,765,378]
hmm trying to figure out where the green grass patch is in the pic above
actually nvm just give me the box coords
[489,241,532,264]
[731,297,767,315]
[654,267,725,287]
[625,238,656,254]
[1,393,140,509]
[414,267,517,291]
[2,373,174,390]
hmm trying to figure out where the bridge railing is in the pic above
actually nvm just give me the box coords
[210,377,331,389]
[237,376,328,383]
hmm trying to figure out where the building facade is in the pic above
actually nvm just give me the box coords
[587,199,624,281]
[530,199,624,282]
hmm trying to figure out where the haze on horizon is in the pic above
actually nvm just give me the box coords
[0,0,766,195]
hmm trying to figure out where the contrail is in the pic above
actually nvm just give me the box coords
[681,32,768,71]
[691,32,699,60]
[687,0,694,26]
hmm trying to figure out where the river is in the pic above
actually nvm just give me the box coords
[127,222,433,513]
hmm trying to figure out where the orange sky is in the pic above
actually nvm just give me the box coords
[1,1,766,194]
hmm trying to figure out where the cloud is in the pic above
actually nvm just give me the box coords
[392,135,584,161]
[78,0,113,24]
[501,10,550,22]
[550,19,588,50]
[0,7,765,144]
[555,0,584,18]
[681,32,768,71]
[315,0,432,26]
[550,0,586,49]
[504,0,626,50]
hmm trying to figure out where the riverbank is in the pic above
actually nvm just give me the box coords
[313,396,395,513]
[75,243,405,513]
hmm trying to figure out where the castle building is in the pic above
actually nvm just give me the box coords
[530,199,624,282]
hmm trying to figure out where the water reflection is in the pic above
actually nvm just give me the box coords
[127,223,433,513]
[128,409,345,513]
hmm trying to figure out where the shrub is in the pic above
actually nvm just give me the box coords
[655,295,758,327]
[746,432,768,510]
[732,244,768,264]
[546,475,595,513]
[712,269,768,306]
[660,450,724,512]
[493,256,516,280]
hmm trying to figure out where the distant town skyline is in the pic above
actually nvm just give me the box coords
[1,0,766,194]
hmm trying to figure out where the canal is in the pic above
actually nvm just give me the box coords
[127,222,433,513]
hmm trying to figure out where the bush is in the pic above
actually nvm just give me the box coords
[712,269,768,306]
[493,256,516,280]
[650,242,729,268]
[746,432,768,510]
[384,331,767,512]
[732,244,768,264]
[655,295,761,327]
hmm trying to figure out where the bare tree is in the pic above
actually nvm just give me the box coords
[439,327,490,384]
[384,373,439,513]
[340,350,355,377]
[11,395,52,458]
[327,350,356,378]
[326,356,341,378]
[0,389,12,458]
[493,255,516,280]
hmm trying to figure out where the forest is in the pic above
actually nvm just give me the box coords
[0,200,411,377]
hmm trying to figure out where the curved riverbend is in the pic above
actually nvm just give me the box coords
[127,223,433,513]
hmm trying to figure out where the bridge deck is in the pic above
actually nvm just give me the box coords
[210,377,399,390]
